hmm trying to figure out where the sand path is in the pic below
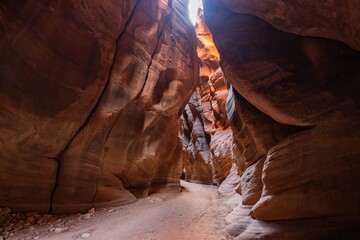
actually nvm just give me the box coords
[10,180,231,240]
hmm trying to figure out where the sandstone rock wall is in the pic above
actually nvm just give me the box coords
[0,0,198,214]
[180,11,232,185]
[180,70,233,185]
[204,0,360,238]
[209,0,360,51]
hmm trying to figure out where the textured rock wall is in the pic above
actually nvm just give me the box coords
[209,0,360,51]
[204,0,360,238]
[227,87,304,205]
[0,0,198,213]
[180,12,232,185]
[180,70,232,185]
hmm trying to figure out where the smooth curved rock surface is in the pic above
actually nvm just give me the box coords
[226,86,303,204]
[0,0,198,213]
[0,0,135,213]
[180,10,232,185]
[181,70,233,185]
[204,0,360,238]
[181,69,233,185]
[208,0,360,51]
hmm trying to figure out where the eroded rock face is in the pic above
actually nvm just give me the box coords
[226,88,304,206]
[0,0,198,213]
[180,11,232,185]
[204,0,360,238]
[208,0,360,51]
[180,69,232,185]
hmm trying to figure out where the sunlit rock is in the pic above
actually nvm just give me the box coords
[0,0,198,214]
[205,0,360,238]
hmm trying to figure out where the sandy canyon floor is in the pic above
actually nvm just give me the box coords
[3,181,232,240]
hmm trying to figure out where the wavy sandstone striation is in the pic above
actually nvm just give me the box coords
[208,0,360,51]
[204,0,360,238]
[180,11,232,185]
[1,0,360,238]
[0,0,198,214]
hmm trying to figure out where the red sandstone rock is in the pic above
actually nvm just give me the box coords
[0,0,198,213]
[209,0,360,51]
[180,68,233,185]
[181,92,214,184]
[180,10,232,185]
[240,157,265,205]
[195,11,220,80]
[0,0,134,213]
[1,1,360,238]
[205,0,360,238]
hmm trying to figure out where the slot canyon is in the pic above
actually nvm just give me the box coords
[0,0,359,239]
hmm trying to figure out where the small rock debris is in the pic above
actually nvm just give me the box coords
[80,233,91,238]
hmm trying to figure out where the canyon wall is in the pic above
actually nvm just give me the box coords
[204,0,360,238]
[1,0,360,238]
[0,0,198,214]
[209,0,360,52]
[180,12,232,185]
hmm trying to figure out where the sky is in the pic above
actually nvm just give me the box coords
[188,0,203,25]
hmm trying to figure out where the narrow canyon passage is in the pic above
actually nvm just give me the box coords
[10,181,230,240]
[1,0,360,239]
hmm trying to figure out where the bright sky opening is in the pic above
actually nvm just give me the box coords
[188,0,202,25]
